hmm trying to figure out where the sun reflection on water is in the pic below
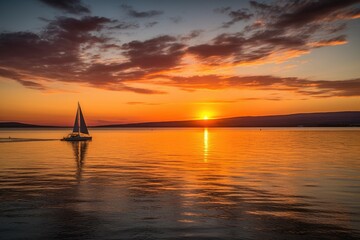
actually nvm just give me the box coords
[203,128,209,162]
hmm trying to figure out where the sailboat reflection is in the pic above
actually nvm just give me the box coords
[203,128,209,162]
[69,141,89,181]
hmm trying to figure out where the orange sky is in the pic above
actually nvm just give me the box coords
[0,0,359,125]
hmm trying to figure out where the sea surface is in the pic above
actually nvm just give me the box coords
[0,128,359,240]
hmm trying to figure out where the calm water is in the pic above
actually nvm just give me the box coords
[0,128,359,240]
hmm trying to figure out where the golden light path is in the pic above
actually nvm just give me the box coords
[203,128,209,162]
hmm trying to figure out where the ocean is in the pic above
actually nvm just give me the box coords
[0,128,359,239]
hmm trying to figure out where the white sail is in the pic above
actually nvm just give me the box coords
[78,104,89,135]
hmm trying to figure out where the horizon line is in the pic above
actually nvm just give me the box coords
[1,110,359,127]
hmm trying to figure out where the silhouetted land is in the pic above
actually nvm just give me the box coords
[0,122,61,128]
[1,111,360,128]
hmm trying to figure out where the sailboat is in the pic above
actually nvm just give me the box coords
[62,103,92,141]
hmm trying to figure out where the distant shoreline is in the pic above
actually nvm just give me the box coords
[0,137,59,143]
[1,111,360,128]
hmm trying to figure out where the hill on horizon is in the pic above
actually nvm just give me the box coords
[1,111,360,128]
[98,111,360,128]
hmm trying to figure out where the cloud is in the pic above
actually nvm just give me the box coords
[122,35,186,70]
[187,0,360,66]
[0,17,183,94]
[145,21,158,28]
[249,1,272,11]
[0,16,112,70]
[121,4,163,18]
[0,16,145,93]
[39,0,90,14]
[48,16,113,33]
[109,21,139,30]
[0,68,45,90]
[114,85,165,94]
[270,0,360,28]
[188,33,244,58]
[181,30,203,41]
[195,97,292,103]
[309,35,347,47]
[215,7,253,28]
[156,74,360,97]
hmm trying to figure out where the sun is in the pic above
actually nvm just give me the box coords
[199,110,215,120]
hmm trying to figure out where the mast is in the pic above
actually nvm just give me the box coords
[78,104,80,136]
[78,102,81,135]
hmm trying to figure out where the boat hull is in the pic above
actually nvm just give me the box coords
[62,136,92,141]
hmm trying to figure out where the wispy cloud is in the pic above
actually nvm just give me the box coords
[0,68,46,90]
[121,4,163,18]
[267,0,360,28]
[109,21,139,30]
[145,21,158,28]
[189,0,360,65]
[155,74,360,97]
[39,0,90,14]
[215,7,253,28]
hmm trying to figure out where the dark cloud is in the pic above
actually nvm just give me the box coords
[145,21,158,28]
[188,33,244,58]
[215,6,253,28]
[48,16,112,33]
[77,35,186,89]
[121,4,163,18]
[122,35,186,70]
[249,29,305,47]
[0,16,112,71]
[0,17,184,94]
[0,68,45,90]
[100,43,122,50]
[271,0,360,28]
[109,22,139,30]
[223,9,253,28]
[0,16,160,94]
[16,79,46,90]
[188,0,360,64]
[249,1,272,10]
[39,0,90,14]
[180,30,203,41]
[157,75,360,97]
[339,7,360,19]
